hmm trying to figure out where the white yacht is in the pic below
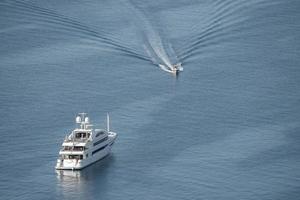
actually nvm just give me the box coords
[55,113,117,170]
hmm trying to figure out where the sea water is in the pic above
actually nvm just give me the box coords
[0,0,300,199]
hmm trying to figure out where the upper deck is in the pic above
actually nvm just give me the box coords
[63,129,92,146]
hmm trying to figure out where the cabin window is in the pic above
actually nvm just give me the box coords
[66,155,83,160]
[63,146,72,151]
[96,131,105,137]
[75,132,90,138]
[63,146,85,151]
[73,146,84,151]
[93,136,108,146]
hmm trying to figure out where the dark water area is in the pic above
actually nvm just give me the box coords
[0,0,300,199]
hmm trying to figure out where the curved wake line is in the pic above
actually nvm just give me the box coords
[184,0,243,45]
[6,0,150,62]
[180,0,271,54]
[178,17,248,59]
[9,1,124,44]
[185,0,267,45]
[179,20,255,61]
[178,0,275,61]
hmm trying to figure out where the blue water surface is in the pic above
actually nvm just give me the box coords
[0,0,300,199]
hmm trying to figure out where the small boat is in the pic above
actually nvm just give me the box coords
[158,62,183,75]
[55,113,117,170]
[171,63,183,75]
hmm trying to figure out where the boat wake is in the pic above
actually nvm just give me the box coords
[3,0,150,62]
[123,0,183,75]
[4,0,184,75]
[177,0,276,61]
[143,35,182,74]
[142,24,183,74]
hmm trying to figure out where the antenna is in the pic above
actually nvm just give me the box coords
[107,113,110,132]
[77,113,87,129]
[78,112,87,120]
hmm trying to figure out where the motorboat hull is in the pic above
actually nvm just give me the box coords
[158,63,183,75]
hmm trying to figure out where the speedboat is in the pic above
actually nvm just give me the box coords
[171,63,183,75]
[55,113,117,170]
[158,62,183,75]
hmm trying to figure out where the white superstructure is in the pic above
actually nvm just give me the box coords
[55,113,117,170]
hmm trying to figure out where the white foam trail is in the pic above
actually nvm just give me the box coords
[158,64,173,73]
[167,43,180,63]
[143,44,158,64]
[124,0,178,71]
[146,31,173,69]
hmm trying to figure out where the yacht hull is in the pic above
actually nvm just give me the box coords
[56,133,116,170]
